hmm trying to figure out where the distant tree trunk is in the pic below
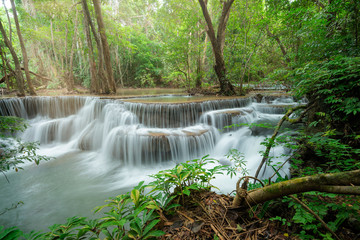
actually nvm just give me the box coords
[92,0,116,93]
[2,0,12,44]
[67,20,77,91]
[265,26,291,65]
[0,46,15,89]
[10,0,36,95]
[0,45,10,89]
[115,46,124,87]
[81,0,99,93]
[50,20,59,65]
[64,7,78,92]
[198,0,235,96]
[81,0,109,94]
[0,20,25,96]
[195,29,207,89]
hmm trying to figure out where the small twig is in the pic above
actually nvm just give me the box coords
[1,170,10,183]
[289,195,341,240]
[269,158,290,182]
[0,201,23,216]
[210,224,225,240]
[254,104,311,181]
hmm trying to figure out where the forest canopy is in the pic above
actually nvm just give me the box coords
[0,0,358,95]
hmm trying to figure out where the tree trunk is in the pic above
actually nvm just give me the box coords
[93,0,116,93]
[65,6,78,92]
[232,170,360,208]
[10,0,36,95]
[0,45,11,89]
[2,0,12,44]
[81,0,98,93]
[198,0,235,96]
[115,46,124,87]
[0,20,25,96]
[50,20,59,65]
[81,0,109,94]
[265,26,291,65]
[196,32,208,89]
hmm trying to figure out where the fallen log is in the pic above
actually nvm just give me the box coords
[232,169,360,208]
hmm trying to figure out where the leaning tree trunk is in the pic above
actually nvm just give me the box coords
[198,0,235,96]
[0,20,25,96]
[10,0,36,96]
[2,0,12,44]
[93,0,116,94]
[265,26,291,65]
[232,170,360,208]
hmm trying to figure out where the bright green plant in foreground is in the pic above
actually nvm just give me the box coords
[149,155,226,203]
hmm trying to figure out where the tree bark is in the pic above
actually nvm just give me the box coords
[81,0,108,94]
[82,10,97,93]
[65,5,79,92]
[2,0,12,44]
[0,45,10,89]
[198,0,235,96]
[0,19,25,96]
[93,0,116,93]
[232,169,360,208]
[10,0,37,95]
[115,46,124,87]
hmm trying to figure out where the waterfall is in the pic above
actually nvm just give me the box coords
[0,96,301,165]
[0,94,302,232]
[0,96,258,165]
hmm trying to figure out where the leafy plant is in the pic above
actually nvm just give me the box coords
[0,116,52,181]
[280,193,360,240]
[293,56,360,132]
[225,148,248,178]
[149,155,225,203]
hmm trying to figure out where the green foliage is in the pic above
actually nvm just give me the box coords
[0,226,23,240]
[0,116,51,179]
[0,116,28,135]
[225,148,248,178]
[38,181,165,240]
[46,78,62,89]
[149,155,225,203]
[294,56,360,128]
[280,193,360,240]
[304,132,360,172]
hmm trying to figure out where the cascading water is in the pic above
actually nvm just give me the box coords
[0,95,301,232]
